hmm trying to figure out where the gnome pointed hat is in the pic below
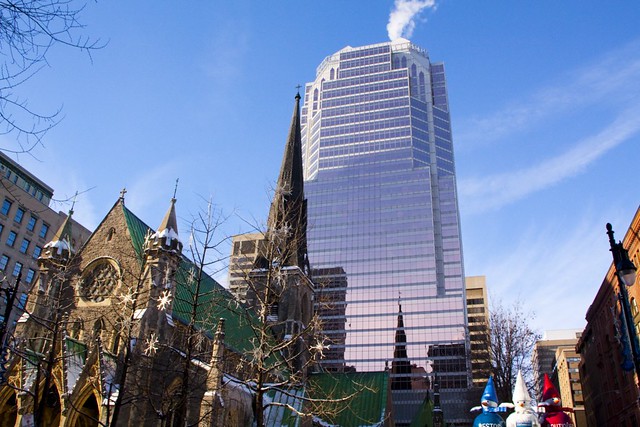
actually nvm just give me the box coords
[512,370,531,406]
[481,376,499,407]
[541,373,560,403]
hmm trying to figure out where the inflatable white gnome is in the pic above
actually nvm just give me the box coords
[506,370,540,427]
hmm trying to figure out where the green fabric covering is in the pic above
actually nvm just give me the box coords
[264,386,305,427]
[409,394,434,427]
[307,371,389,427]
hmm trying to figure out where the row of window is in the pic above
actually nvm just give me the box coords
[339,63,391,80]
[0,254,36,283]
[339,45,390,61]
[322,69,407,91]
[322,126,412,148]
[1,198,50,238]
[321,88,408,109]
[0,224,43,258]
[1,166,50,204]
[320,117,411,139]
[322,78,407,101]
[322,106,410,128]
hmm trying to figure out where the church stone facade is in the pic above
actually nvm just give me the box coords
[0,193,262,426]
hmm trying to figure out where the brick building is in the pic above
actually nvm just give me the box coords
[577,206,640,426]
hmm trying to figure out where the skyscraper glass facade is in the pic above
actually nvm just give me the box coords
[301,39,469,424]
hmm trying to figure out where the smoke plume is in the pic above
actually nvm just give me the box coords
[387,0,436,41]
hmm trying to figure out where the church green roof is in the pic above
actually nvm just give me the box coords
[121,203,260,356]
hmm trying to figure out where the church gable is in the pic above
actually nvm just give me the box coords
[75,199,145,277]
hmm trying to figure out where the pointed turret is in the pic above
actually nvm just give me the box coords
[145,197,183,254]
[137,196,183,343]
[391,302,412,390]
[42,209,76,260]
[200,318,226,426]
[267,92,310,273]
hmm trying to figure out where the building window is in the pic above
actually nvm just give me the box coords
[32,245,42,259]
[16,293,27,311]
[1,199,12,216]
[19,238,30,254]
[12,261,22,277]
[6,231,17,247]
[25,269,35,284]
[14,207,24,224]
[0,224,3,239]
[39,223,49,239]
[0,255,9,271]
[26,215,37,232]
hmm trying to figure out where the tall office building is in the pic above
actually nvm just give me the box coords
[301,39,469,425]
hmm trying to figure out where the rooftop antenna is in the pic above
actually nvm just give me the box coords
[172,178,179,200]
[70,191,78,215]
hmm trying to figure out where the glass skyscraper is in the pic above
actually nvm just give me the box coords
[301,39,470,424]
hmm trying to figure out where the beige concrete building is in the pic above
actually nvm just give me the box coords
[228,232,265,303]
[532,329,582,401]
[0,152,91,328]
[465,276,491,388]
[553,346,586,426]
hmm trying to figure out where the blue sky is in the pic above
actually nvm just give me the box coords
[4,1,640,332]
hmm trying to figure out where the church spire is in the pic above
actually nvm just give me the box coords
[391,300,412,390]
[42,208,76,260]
[267,92,309,272]
[146,197,182,254]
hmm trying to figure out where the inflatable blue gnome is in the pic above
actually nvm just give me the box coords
[506,370,540,427]
[471,376,508,427]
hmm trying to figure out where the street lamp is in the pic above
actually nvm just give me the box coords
[606,223,640,377]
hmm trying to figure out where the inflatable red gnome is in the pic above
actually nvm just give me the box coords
[538,374,573,427]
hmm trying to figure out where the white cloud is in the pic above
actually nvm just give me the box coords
[127,164,183,224]
[387,0,436,41]
[202,20,250,92]
[478,209,624,332]
[458,103,640,214]
[456,39,640,146]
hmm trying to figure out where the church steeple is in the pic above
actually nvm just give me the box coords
[267,92,309,273]
[42,208,76,260]
[145,197,182,254]
[391,301,412,390]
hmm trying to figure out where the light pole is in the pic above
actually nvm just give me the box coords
[606,223,640,377]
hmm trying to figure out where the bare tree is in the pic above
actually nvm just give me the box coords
[227,214,367,427]
[0,0,102,152]
[488,299,541,404]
